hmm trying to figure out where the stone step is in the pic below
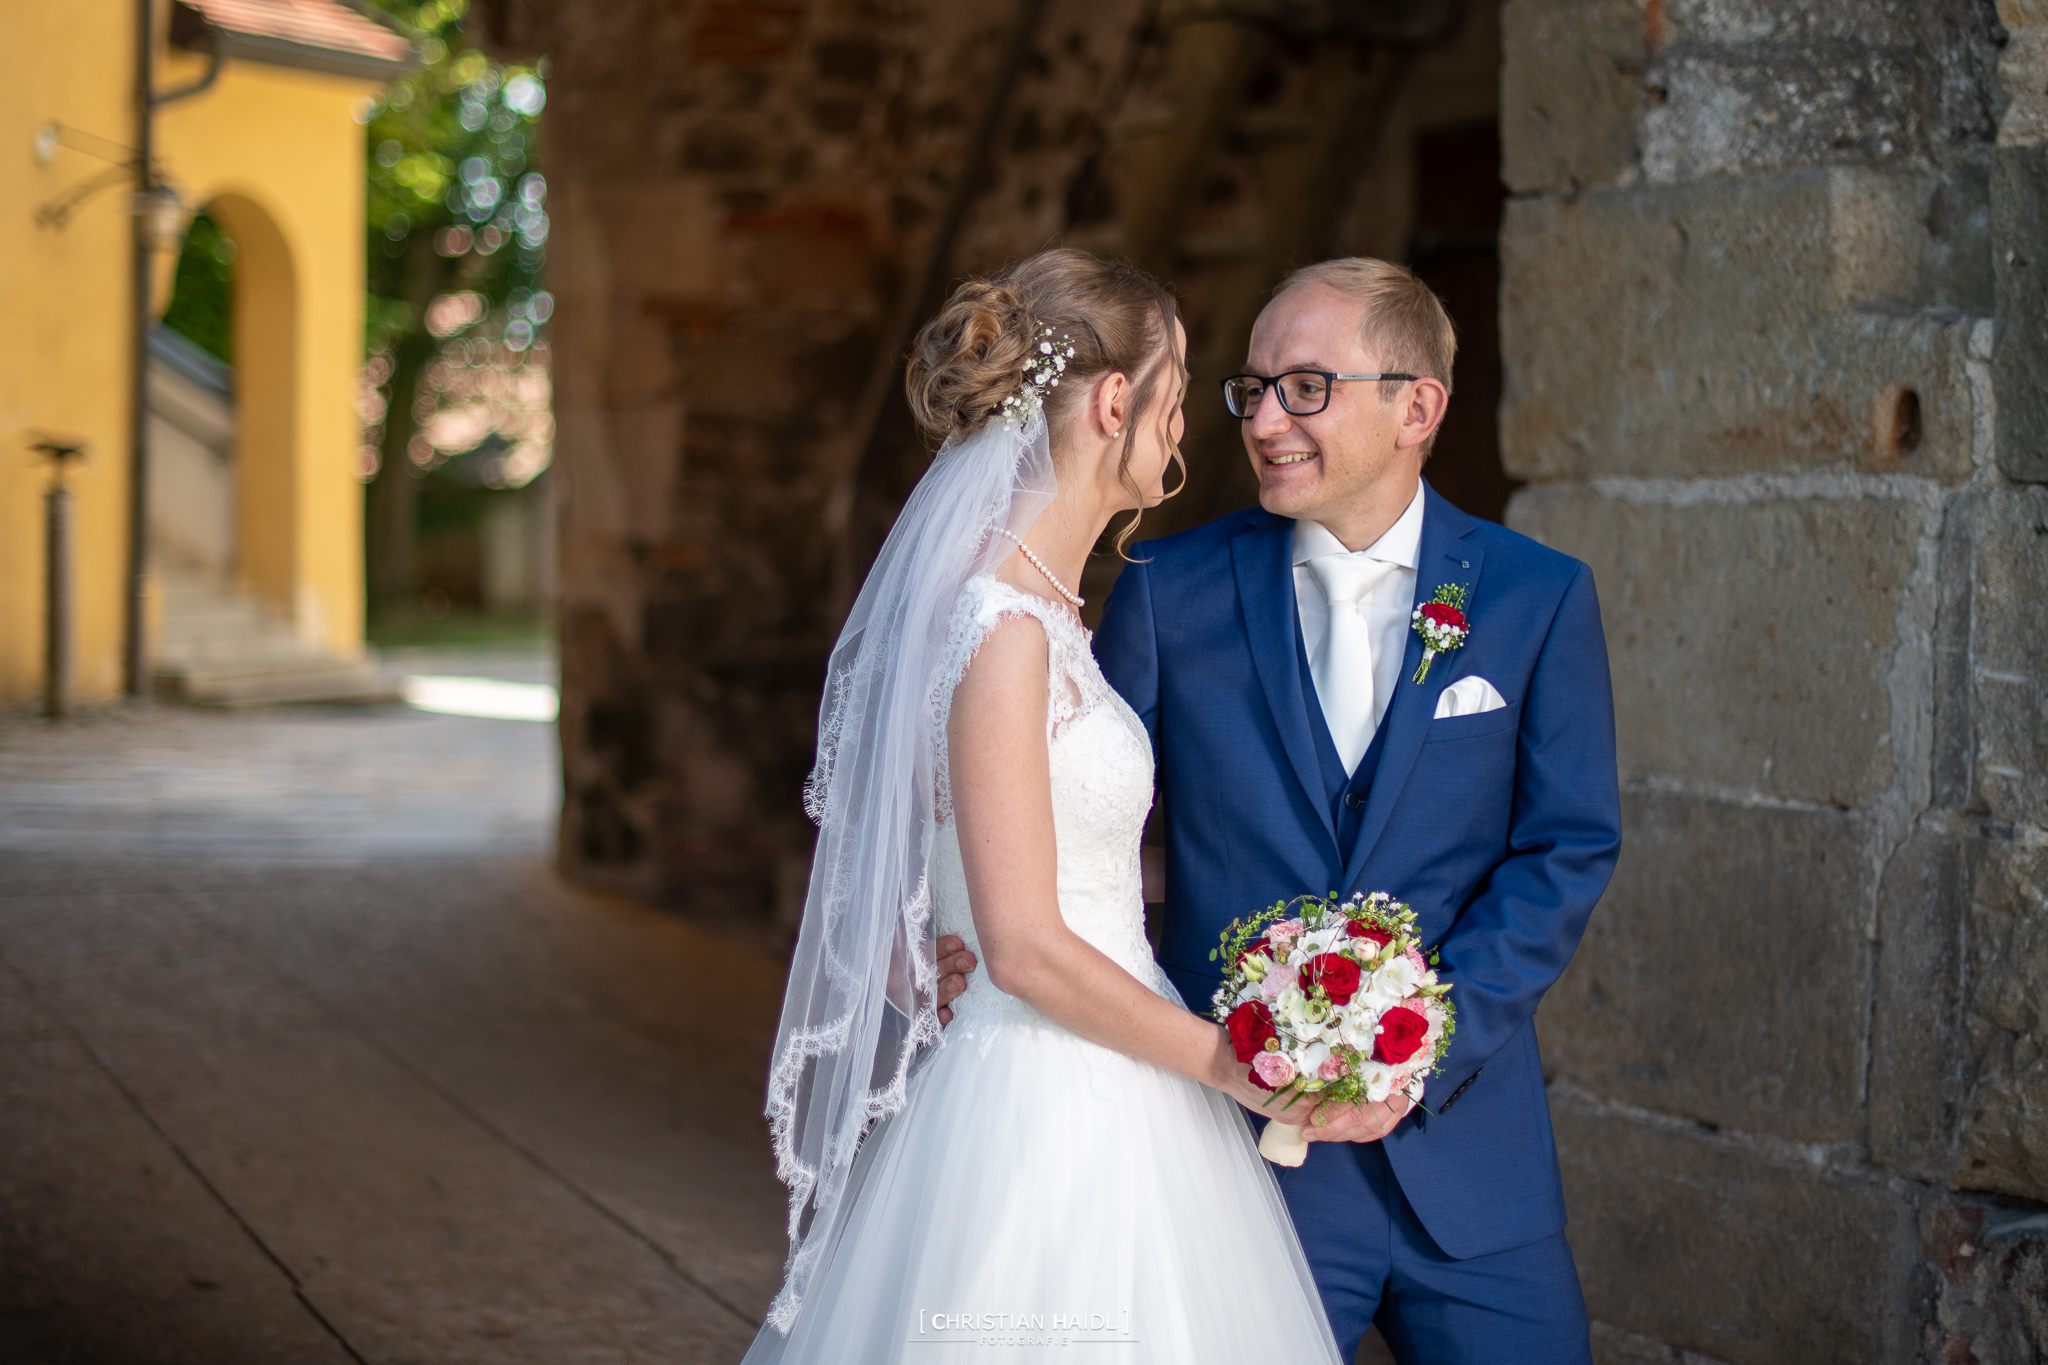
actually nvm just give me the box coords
[155,658,400,707]
[158,635,332,669]
[158,590,286,647]
[152,580,397,707]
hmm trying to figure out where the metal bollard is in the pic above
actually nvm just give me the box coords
[30,433,88,720]
[45,483,73,719]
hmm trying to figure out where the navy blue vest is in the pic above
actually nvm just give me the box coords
[1295,609,1390,866]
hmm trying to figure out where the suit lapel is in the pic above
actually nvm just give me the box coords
[1230,513,1339,860]
[1343,486,1483,892]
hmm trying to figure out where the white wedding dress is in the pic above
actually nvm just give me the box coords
[744,578,1340,1364]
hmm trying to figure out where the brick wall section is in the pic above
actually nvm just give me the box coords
[1499,1,2047,1360]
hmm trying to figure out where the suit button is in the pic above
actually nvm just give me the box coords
[1344,791,1364,811]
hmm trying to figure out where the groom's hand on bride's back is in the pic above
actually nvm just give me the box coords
[934,934,977,1025]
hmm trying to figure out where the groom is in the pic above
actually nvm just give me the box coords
[1095,257,1617,1362]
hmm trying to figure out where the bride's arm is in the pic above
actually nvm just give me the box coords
[950,615,1313,1119]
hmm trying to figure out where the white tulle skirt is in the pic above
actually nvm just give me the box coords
[742,1005,1342,1364]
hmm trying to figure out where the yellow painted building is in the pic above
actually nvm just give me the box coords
[1,0,410,707]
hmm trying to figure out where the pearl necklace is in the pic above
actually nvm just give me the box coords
[996,528,1085,608]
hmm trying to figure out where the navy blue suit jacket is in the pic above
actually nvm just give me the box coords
[1094,485,1622,1260]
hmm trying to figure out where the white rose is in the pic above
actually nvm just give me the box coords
[1275,986,1308,1021]
[1336,1007,1382,1051]
[1371,955,1420,998]
[1358,1061,1398,1103]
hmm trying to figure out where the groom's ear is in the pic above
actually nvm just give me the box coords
[1394,376,1450,454]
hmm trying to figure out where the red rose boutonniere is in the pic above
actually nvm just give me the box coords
[1410,583,1470,684]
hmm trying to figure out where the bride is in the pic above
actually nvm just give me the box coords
[745,249,1340,1363]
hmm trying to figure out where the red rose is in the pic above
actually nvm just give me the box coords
[1374,1006,1430,1065]
[1346,920,1394,950]
[1226,1000,1276,1063]
[1421,601,1467,631]
[1303,953,1362,1005]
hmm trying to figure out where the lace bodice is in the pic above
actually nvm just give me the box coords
[928,577,1175,1036]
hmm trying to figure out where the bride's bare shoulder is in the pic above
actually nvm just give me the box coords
[953,609,1049,708]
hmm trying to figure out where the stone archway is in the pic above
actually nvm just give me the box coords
[148,194,385,706]
[202,193,299,622]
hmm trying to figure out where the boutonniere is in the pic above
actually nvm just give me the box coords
[1411,584,1470,684]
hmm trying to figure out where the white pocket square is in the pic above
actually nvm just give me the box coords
[1434,676,1507,720]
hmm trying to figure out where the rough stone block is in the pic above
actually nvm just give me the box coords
[1998,27,2048,150]
[1553,1088,1922,1365]
[1502,166,1990,482]
[1967,487,2048,829]
[1639,2,2003,184]
[1870,828,1971,1182]
[1510,487,1924,809]
[1540,791,1871,1143]
[1500,0,1646,195]
[1924,1197,2048,1364]
[1958,838,2048,1202]
[1657,0,1965,43]
[2001,0,2048,31]
[1590,1319,1733,1365]
[1994,143,2048,482]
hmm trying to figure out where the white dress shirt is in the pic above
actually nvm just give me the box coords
[1292,480,1426,750]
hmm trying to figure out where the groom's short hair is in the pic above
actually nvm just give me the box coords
[1276,257,1457,405]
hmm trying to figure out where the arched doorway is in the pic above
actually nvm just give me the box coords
[149,196,386,705]
[152,209,239,591]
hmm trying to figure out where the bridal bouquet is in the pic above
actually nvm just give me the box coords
[1208,892,1455,1167]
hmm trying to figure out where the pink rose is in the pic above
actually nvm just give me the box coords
[1267,920,1304,947]
[1259,963,1299,1000]
[1318,1054,1347,1081]
[1251,1051,1296,1089]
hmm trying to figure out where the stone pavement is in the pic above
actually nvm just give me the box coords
[0,648,788,1363]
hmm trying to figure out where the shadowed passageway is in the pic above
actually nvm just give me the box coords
[0,651,786,1363]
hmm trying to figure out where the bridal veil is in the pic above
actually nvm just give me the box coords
[763,410,1055,1330]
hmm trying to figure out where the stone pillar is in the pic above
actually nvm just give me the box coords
[1500,1,2046,1360]
[472,0,1143,915]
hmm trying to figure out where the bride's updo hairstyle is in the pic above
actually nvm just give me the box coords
[906,248,1185,554]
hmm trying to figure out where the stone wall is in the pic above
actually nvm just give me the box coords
[473,0,1502,928]
[1500,1,2048,1360]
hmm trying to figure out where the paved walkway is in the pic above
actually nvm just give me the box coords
[0,649,787,1363]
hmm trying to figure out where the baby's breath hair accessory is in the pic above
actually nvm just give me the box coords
[998,325,1078,430]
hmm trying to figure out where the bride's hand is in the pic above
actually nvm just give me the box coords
[1204,1032,1320,1124]
[934,934,978,1025]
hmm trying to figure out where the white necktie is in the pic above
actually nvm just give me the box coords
[1308,555,1399,774]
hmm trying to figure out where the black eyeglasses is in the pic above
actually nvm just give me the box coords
[1221,370,1419,418]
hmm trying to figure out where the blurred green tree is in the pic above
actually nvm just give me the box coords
[160,211,236,364]
[360,0,549,611]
